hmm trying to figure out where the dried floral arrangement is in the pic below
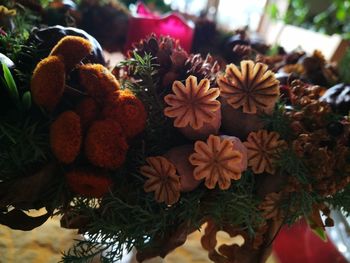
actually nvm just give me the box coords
[1,2,350,263]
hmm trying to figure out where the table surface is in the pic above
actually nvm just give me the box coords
[0,210,278,263]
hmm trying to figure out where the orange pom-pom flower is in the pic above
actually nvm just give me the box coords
[65,170,113,198]
[31,55,65,111]
[50,36,93,71]
[75,98,99,129]
[78,64,120,101]
[85,119,128,169]
[50,111,82,164]
[103,90,147,138]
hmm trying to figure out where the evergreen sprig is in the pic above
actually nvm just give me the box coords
[327,185,350,217]
[276,148,309,184]
[62,53,263,262]
[260,102,292,140]
[119,52,188,154]
[0,117,50,180]
[282,190,318,225]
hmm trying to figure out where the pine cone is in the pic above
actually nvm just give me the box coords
[184,54,221,87]
[128,35,220,94]
[130,34,186,71]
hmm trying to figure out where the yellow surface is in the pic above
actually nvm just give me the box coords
[0,216,278,263]
[166,231,278,263]
[0,215,77,263]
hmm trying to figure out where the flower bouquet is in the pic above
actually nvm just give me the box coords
[1,2,350,263]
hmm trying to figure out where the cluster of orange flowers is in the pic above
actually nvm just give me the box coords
[31,36,147,198]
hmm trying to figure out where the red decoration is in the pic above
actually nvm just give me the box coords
[125,3,194,53]
[274,219,347,263]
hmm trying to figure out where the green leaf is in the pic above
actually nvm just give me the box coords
[307,220,328,242]
[2,62,19,104]
[336,8,346,22]
[133,52,143,62]
[266,3,280,21]
[311,225,328,241]
[338,47,350,83]
[306,208,328,242]
[22,91,32,110]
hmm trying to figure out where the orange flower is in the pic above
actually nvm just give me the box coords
[140,156,180,205]
[103,90,147,138]
[50,36,93,71]
[85,119,128,169]
[218,60,280,114]
[189,135,242,190]
[243,130,286,174]
[164,75,220,129]
[78,64,120,101]
[50,111,82,164]
[65,170,113,198]
[75,98,99,128]
[31,55,65,111]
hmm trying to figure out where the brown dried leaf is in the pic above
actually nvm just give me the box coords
[0,162,59,210]
[0,209,51,231]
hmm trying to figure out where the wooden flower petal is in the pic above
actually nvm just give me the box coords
[243,130,286,174]
[218,60,280,114]
[164,75,220,130]
[140,156,180,205]
[189,135,242,190]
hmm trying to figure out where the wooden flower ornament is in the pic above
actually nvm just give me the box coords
[218,60,280,114]
[189,135,242,190]
[140,156,181,205]
[243,130,286,174]
[164,75,220,130]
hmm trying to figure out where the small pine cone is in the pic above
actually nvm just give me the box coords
[291,121,304,135]
[127,34,189,92]
[292,112,304,121]
[290,80,306,97]
[184,53,221,87]
[129,34,186,72]
[233,44,252,59]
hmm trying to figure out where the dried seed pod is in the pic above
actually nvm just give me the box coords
[164,75,221,140]
[218,60,280,114]
[189,135,242,190]
[164,145,200,192]
[244,130,286,174]
[140,156,181,205]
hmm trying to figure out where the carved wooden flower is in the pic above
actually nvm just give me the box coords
[259,192,282,220]
[189,135,242,190]
[217,60,280,114]
[243,130,285,174]
[140,156,180,205]
[164,75,220,129]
